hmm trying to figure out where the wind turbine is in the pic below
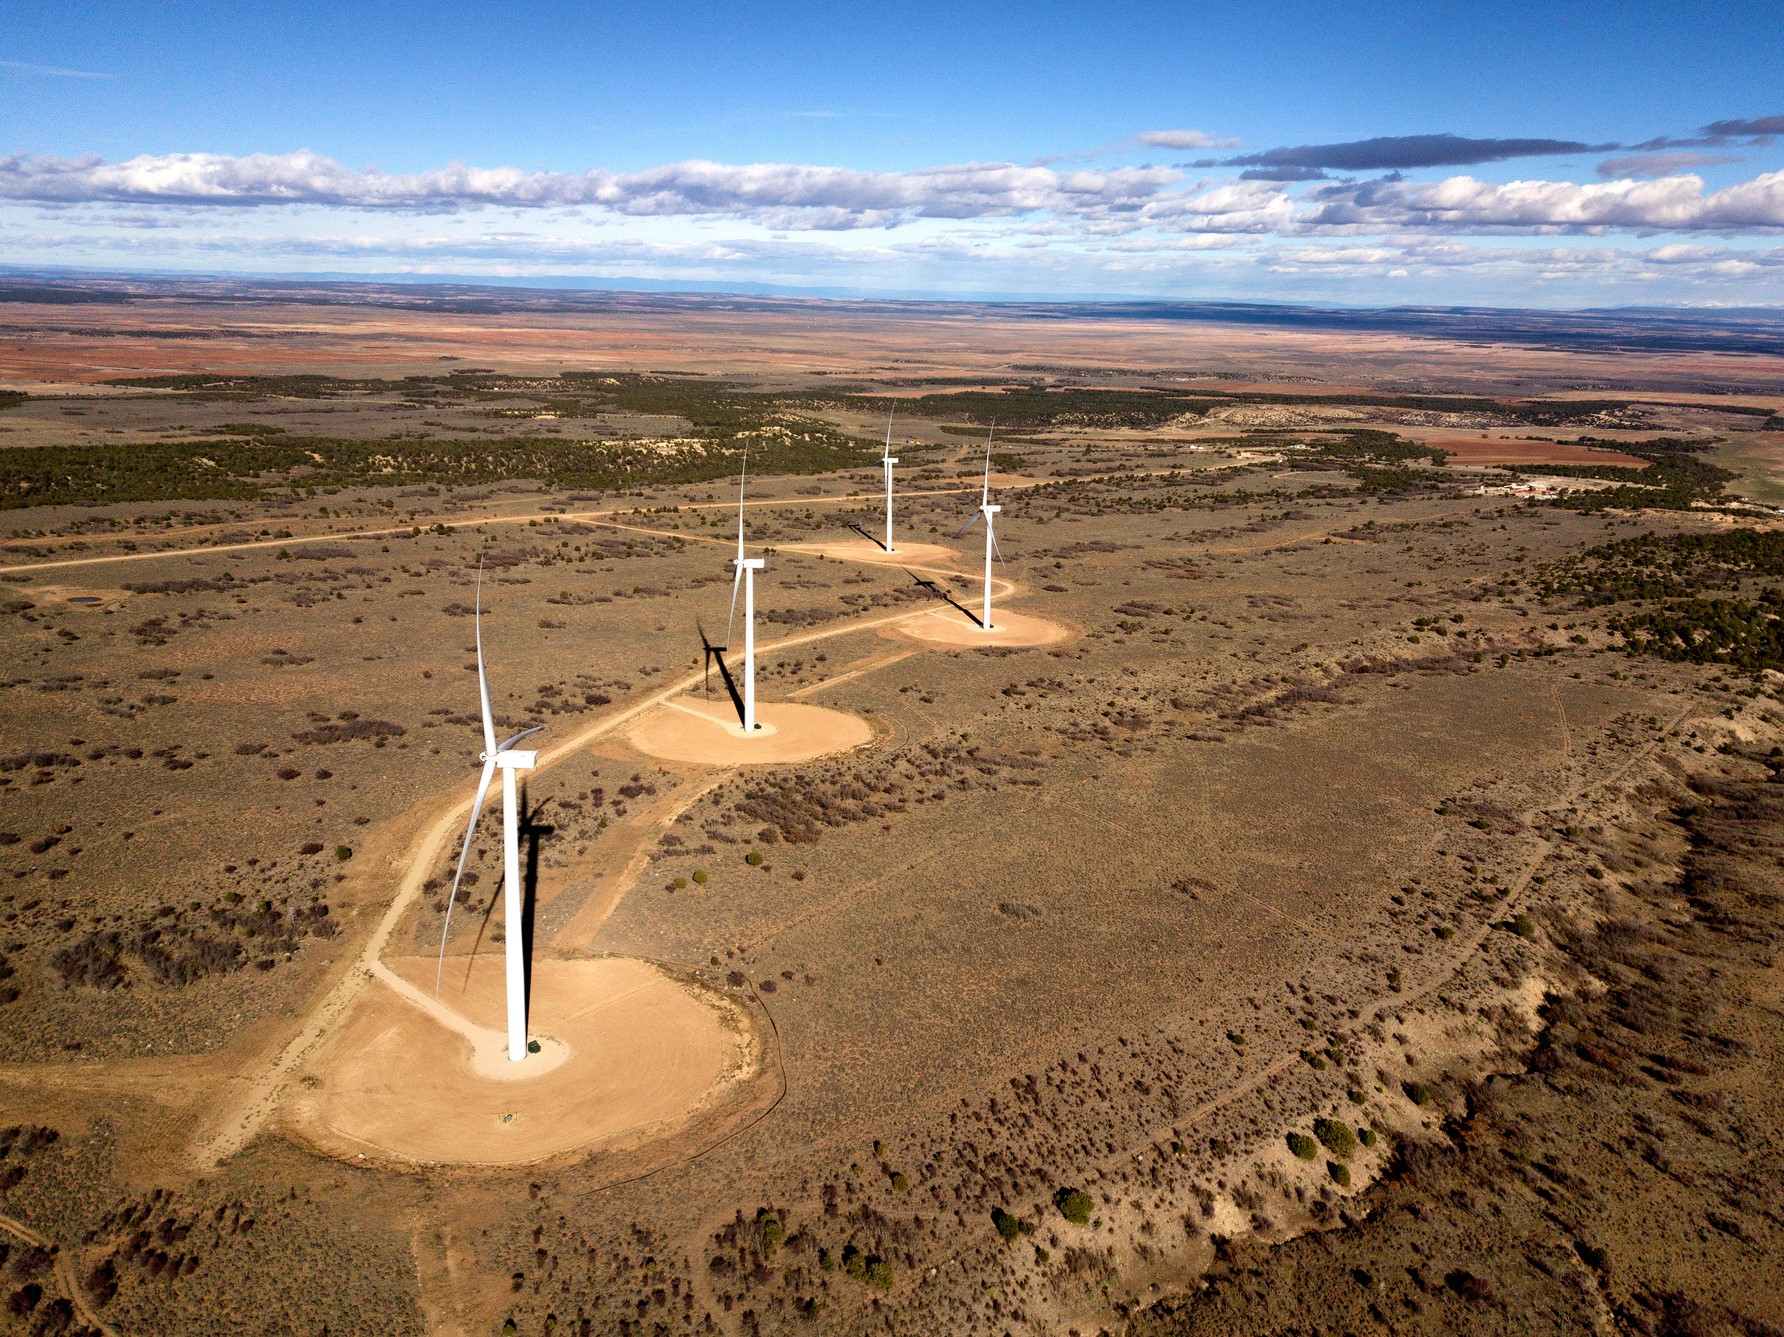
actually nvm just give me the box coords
[725,446,765,732]
[879,410,898,553]
[953,423,1004,631]
[435,562,543,1063]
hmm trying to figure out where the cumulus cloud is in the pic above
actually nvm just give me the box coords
[1299,170,1784,234]
[0,150,1184,228]
[1218,133,1609,172]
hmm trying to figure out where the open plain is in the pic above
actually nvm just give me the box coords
[0,279,1781,1336]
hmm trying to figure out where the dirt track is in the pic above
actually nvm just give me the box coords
[187,511,1032,1168]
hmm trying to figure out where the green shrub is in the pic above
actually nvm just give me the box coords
[1287,1133,1318,1161]
[865,1259,894,1289]
[1054,1187,1094,1224]
[890,1172,909,1192]
[1512,912,1537,939]
[1300,1049,1327,1070]
[333,844,352,862]
[1328,1160,1352,1187]
[673,875,688,890]
[1404,1081,1433,1107]
[1359,1127,1378,1148]
[757,1210,784,1251]
[1313,1118,1357,1159]
[692,868,708,884]
[991,1208,1023,1240]
[745,850,764,866]
[1034,1245,1050,1265]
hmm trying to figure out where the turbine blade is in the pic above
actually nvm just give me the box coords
[953,510,983,538]
[735,441,749,559]
[474,562,497,758]
[990,522,1007,567]
[496,724,543,754]
[434,757,497,995]
[726,562,743,646]
[883,409,894,461]
[982,419,995,505]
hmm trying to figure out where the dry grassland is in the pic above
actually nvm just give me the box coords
[0,282,1779,1337]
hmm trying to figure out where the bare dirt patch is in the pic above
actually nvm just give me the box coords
[890,603,1074,648]
[284,954,762,1168]
[625,698,874,767]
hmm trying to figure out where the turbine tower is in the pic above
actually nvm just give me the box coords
[954,425,1004,631]
[726,447,766,732]
[435,563,542,1062]
[880,410,898,553]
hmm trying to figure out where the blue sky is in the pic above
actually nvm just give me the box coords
[4,0,1783,305]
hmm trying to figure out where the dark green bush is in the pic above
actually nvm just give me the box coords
[1054,1188,1094,1224]
[1287,1133,1318,1161]
[1314,1118,1357,1159]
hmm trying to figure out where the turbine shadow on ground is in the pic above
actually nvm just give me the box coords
[847,521,890,553]
[520,785,553,1016]
[697,620,748,727]
[906,567,984,628]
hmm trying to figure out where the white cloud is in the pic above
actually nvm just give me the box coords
[0,150,1182,229]
[1301,170,1784,234]
[0,58,114,79]
[1133,129,1241,151]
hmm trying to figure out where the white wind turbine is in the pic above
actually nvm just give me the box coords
[953,424,1004,631]
[879,410,898,553]
[435,563,543,1063]
[725,446,766,732]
